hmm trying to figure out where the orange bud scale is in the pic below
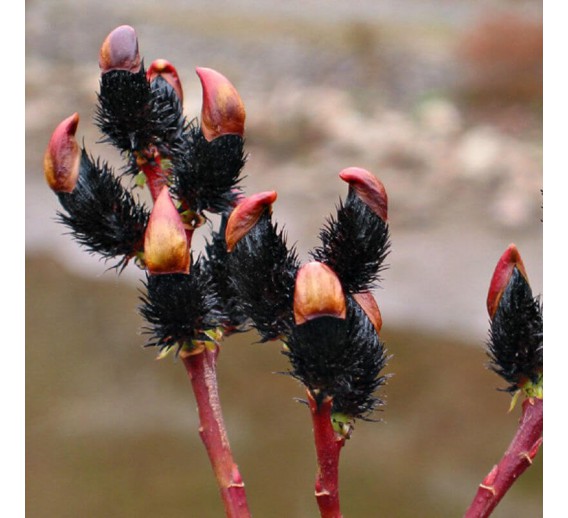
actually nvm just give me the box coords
[339,167,388,222]
[196,67,246,141]
[353,291,383,334]
[144,187,190,274]
[294,261,347,325]
[225,191,277,252]
[43,112,81,193]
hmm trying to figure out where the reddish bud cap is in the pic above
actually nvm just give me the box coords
[294,262,347,325]
[339,167,388,221]
[147,59,184,103]
[99,25,141,73]
[196,67,246,141]
[487,244,529,319]
[225,191,277,252]
[353,291,383,334]
[144,188,190,275]
[43,113,81,193]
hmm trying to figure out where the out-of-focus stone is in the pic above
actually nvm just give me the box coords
[454,126,504,181]
[417,98,462,137]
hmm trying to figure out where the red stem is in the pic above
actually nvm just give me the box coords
[308,391,346,518]
[464,396,543,518]
[182,347,252,518]
[139,153,169,202]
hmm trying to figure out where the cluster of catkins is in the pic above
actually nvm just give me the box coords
[44,25,392,427]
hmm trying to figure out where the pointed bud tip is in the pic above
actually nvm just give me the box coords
[196,67,246,141]
[144,188,190,275]
[339,167,388,221]
[294,262,347,325]
[147,59,184,103]
[487,244,529,318]
[99,25,141,73]
[225,191,277,252]
[44,112,81,193]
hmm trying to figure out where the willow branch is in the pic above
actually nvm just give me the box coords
[182,346,251,518]
[308,391,346,518]
[464,396,543,518]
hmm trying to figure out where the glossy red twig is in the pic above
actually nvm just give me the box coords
[308,391,346,518]
[136,146,170,202]
[182,347,252,518]
[464,397,543,518]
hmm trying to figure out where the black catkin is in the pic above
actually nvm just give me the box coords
[202,217,249,332]
[310,191,390,294]
[148,75,188,154]
[488,268,543,392]
[57,150,149,268]
[95,68,155,154]
[285,297,389,420]
[139,258,221,352]
[96,68,188,178]
[172,120,246,215]
[228,212,300,341]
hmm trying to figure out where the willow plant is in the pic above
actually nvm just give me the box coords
[43,23,542,518]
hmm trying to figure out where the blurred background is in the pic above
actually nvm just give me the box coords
[26,0,542,516]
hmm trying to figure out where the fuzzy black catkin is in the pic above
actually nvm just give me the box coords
[310,191,390,294]
[172,120,246,215]
[95,68,154,153]
[202,216,249,332]
[148,75,187,151]
[96,69,187,166]
[228,212,300,341]
[488,268,543,392]
[57,150,149,268]
[285,297,389,419]
[139,258,221,351]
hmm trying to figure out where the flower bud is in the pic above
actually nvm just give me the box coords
[294,262,347,325]
[144,188,190,274]
[353,291,382,334]
[339,167,388,221]
[225,191,277,252]
[196,67,246,141]
[147,59,184,102]
[99,25,141,73]
[43,113,81,193]
[487,244,529,319]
